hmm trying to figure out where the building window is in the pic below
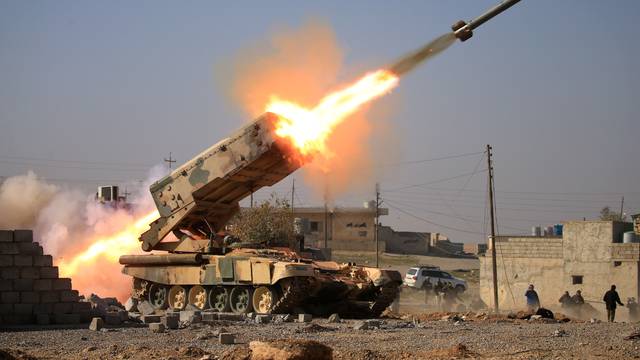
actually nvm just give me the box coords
[571,275,583,285]
[358,231,367,237]
[614,261,622,267]
[310,221,321,233]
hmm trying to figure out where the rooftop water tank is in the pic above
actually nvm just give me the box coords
[553,224,563,236]
[623,231,638,243]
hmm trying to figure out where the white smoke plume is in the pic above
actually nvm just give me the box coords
[0,167,166,301]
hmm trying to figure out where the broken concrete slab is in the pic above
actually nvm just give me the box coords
[89,317,104,331]
[327,313,341,323]
[180,310,202,323]
[163,313,180,329]
[137,300,155,316]
[255,314,271,324]
[150,323,165,333]
[124,297,138,312]
[298,313,312,323]
[141,315,161,324]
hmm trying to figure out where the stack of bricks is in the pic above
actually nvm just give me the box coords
[0,229,91,325]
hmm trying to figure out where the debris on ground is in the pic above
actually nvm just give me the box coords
[248,339,332,360]
[296,323,336,334]
[624,330,640,340]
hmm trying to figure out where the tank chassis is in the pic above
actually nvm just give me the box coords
[120,112,402,316]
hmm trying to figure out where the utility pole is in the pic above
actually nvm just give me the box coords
[324,188,328,249]
[620,196,625,221]
[487,144,499,313]
[164,152,176,170]
[291,178,295,213]
[375,183,380,268]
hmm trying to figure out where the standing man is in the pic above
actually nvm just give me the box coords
[558,291,572,309]
[603,285,624,322]
[525,284,540,312]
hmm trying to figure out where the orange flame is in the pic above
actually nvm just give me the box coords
[267,69,399,156]
[57,210,158,301]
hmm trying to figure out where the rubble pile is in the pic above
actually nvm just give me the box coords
[0,230,91,325]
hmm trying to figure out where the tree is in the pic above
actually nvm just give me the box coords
[599,206,627,221]
[228,194,294,247]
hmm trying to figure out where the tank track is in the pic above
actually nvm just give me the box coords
[367,283,400,317]
[271,277,311,314]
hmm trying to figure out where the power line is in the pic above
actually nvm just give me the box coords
[379,151,485,167]
[385,201,486,236]
[384,168,489,192]
[0,155,152,168]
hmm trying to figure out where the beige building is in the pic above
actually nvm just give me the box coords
[293,206,388,252]
[480,220,637,310]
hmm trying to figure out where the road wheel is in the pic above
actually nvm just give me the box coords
[252,286,279,314]
[455,285,465,294]
[148,283,168,309]
[168,285,188,311]
[229,286,253,314]
[188,285,208,310]
[209,286,230,312]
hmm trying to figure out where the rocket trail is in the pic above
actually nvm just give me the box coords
[388,32,457,76]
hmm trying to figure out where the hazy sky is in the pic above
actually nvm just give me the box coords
[1,0,639,243]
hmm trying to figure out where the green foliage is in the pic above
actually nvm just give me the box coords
[229,194,294,246]
[599,206,627,221]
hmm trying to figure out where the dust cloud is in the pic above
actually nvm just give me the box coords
[0,169,164,301]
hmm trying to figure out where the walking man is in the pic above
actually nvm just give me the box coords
[525,284,540,312]
[603,285,624,322]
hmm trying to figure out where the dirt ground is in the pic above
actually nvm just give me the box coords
[2,314,640,360]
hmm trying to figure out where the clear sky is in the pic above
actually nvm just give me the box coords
[1,0,639,243]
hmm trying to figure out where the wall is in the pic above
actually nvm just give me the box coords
[384,228,430,255]
[480,221,640,311]
[479,236,564,309]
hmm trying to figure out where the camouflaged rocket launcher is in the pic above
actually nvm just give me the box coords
[120,112,402,317]
[138,112,299,253]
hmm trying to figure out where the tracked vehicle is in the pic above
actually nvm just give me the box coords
[120,112,402,317]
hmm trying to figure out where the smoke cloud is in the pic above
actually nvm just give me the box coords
[220,20,402,202]
[0,168,165,301]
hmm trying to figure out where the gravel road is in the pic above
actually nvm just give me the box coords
[2,316,639,359]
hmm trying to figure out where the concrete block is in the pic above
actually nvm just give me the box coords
[13,278,34,291]
[141,315,161,324]
[2,314,34,325]
[150,323,165,333]
[124,297,138,312]
[54,313,80,324]
[13,230,33,243]
[0,255,13,267]
[0,304,13,315]
[33,255,53,267]
[118,309,129,322]
[36,314,50,325]
[0,230,13,242]
[89,317,104,331]
[162,313,180,329]
[137,300,155,316]
[33,279,52,291]
[219,333,235,345]
[20,267,40,279]
[104,312,122,325]
[40,266,59,279]
[180,310,202,323]
[202,311,218,322]
[0,291,19,303]
[17,243,43,256]
[20,291,39,304]
[41,291,60,304]
[1,268,19,279]
[0,279,11,291]
[72,301,92,312]
[78,310,91,323]
[60,290,79,302]
[298,313,312,323]
[217,313,245,321]
[33,304,53,314]
[255,314,271,324]
[14,304,33,315]
[52,278,72,290]
[0,243,19,255]
[53,302,73,314]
